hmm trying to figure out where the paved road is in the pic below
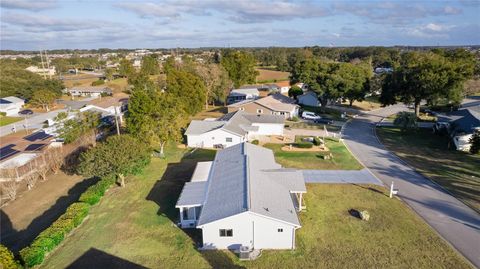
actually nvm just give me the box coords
[303,168,382,185]
[343,105,480,268]
[0,109,67,137]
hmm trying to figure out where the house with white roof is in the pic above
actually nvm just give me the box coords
[227,93,299,119]
[0,96,25,116]
[67,86,113,97]
[185,110,284,148]
[226,88,260,105]
[176,143,306,250]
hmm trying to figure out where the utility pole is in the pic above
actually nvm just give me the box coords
[114,106,120,136]
[39,50,47,79]
[45,50,52,79]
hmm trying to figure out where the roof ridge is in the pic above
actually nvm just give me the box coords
[244,143,252,211]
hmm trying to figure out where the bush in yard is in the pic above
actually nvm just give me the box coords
[295,142,313,148]
[91,79,105,86]
[20,246,45,268]
[0,244,20,269]
[313,137,322,146]
[79,176,116,205]
[393,112,417,132]
[469,131,480,154]
[251,140,259,145]
[290,116,299,122]
[62,202,90,226]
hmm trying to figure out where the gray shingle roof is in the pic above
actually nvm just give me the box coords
[176,181,208,207]
[196,143,304,227]
[184,120,225,135]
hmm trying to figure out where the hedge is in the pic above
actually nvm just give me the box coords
[20,202,91,267]
[0,244,20,269]
[251,140,259,145]
[295,142,313,148]
[79,176,116,205]
[313,137,322,146]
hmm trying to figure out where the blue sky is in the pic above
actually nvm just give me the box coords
[1,0,479,50]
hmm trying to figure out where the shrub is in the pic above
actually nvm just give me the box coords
[251,140,259,145]
[313,137,322,146]
[79,176,116,205]
[295,142,313,148]
[290,116,299,122]
[0,244,20,269]
[394,112,418,132]
[91,79,105,86]
[469,131,480,154]
[63,202,90,226]
[0,112,6,117]
[20,246,45,268]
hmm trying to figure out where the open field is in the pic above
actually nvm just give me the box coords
[263,139,363,170]
[340,96,383,111]
[39,143,469,268]
[377,127,480,213]
[190,106,227,120]
[256,68,290,83]
[0,116,22,127]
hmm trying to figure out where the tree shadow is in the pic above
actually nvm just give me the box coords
[145,152,245,269]
[0,176,99,253]
[66,248,147,269]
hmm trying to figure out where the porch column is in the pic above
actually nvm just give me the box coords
[179,207,184,223]
[192,207,196,221]
[298,193,302,211]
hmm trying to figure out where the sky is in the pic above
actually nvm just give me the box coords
[1,0,479,50]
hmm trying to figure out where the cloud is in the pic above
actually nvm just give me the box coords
[407,23,453,38]
[0,0,58,11]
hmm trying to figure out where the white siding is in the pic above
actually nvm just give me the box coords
[187,129,245,148]
[250,123,284,137]
[200,212,296,250]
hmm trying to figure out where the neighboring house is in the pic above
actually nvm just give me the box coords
[25,65,56,76]
[297,91,319,107]
[176,142,306,250]
[295,83,309,92]
[67,86,113,97]
[435,106,480,151]
[227,88,260,105]
[0,96,25,116]
[275,81,291,94]
[185,110,284,148]
[228,93,299,119]
[80,96,128,122]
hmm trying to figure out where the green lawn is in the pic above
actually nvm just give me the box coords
[285,121,342,132]
[263,139,363,170]
[0,116,22,127]
[377,127,480,213]
[39,144,470,268]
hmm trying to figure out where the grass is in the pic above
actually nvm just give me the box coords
[263,139,363,170]
[340,96,382,111]
[38,143,470,268]
[256,68,290,82]
[0,116,22,126]
[191,106,227,120]
[377,127,480,213]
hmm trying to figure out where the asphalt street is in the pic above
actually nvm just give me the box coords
[0,109,67,137]
[343,105,480,268]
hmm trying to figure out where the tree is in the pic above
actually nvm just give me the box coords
[127,87,187,156]
[166,67,206,115]
[57,111,101,143]
[393,112,417,132]
[104,68,115,81]
[194,63,232,108]
[340,62,372,106]
[140,55,160,75]
[118,58,135,78]
[380,52,475,116]
[77,134,151,187]
[469,131,480,154]
[30,90,57,111]
[221,50,258,88]
[288,85,303,99]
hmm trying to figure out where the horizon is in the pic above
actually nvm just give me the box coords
[1,0,479,50]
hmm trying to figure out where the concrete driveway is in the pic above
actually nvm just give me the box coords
[343,104,480,267]
[0,109,67,137]
[303,168,383,185]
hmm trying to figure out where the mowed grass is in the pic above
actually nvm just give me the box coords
[340,96,382,111]
[263,139,363,170]
[256,68,290,83]
[377,127,480,213]
[191,106,227,120]
[39,147,471,269]
[0,116,22,126]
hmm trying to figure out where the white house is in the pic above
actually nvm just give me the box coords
[25,65,56,76]
[227,88,260,105]
[275,81,291,94]
[228,93,299,119]
[67,86,113,97]
[435,107,480,151]
[0,96,25,116]
[185,111,284,148]
[176,143,306,250]
[297,91,319,107]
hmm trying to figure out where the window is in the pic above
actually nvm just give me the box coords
[226,137,232,142]
[256,109,263,114]
[219,229,233,237]
[277,228,283,232]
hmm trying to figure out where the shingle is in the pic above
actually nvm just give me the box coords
[176,182,208,206]
[184,120,225,135]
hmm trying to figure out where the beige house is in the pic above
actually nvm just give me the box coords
[227,93,299,119]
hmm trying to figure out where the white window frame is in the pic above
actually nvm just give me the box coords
[219,229,233,237]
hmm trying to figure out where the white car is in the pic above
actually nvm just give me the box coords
[302,111,321,121]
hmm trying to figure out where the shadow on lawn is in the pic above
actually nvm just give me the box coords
[66,248,147,269]
[146,151,245,269]
[0,176,99,254]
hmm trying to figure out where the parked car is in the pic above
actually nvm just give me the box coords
[19,109,33,115]
[314,118,334,125]
[302,111,321,121]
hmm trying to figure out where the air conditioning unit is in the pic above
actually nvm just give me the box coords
[239,246,251,260]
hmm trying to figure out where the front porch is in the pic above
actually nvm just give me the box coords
[291,192,306,211]
[177,206,202,228]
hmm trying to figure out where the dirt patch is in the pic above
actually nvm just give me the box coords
[256,69,290,82]
[281,145,329,152]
